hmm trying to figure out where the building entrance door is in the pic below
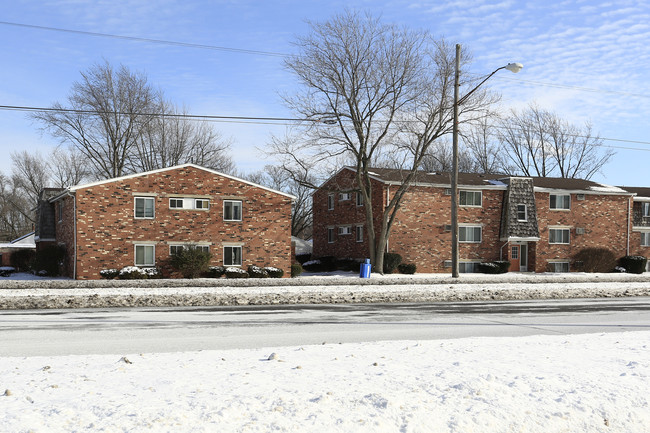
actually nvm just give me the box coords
[510,245,520,271]
[520,243,528,272]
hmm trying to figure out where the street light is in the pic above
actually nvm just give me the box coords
[451,44,522,278]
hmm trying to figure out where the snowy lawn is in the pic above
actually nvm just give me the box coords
[1,331,648,432]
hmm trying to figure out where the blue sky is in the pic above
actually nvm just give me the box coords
[1,0,649,186]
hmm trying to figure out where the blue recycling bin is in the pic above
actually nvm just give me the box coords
[359,259,371,278]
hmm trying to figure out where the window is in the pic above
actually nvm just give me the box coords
[224,246,242,266]
[549,262,569,273]
[517,204,527,221]
[459,226,482,243]
[224,200,242,221]
[338,226,352,235]
[135,245,155,266]
[356,192,364,206]
[57,201,63,222]
[643,203,650,217]
[459,262,480,273]
[642,232,650,247]
[356,225,363,242]
[459,190,482,207]
[327,227,335,243]
[327,194,334,211]
[339,192,351,201]
[170,245,210,255]
[135,197,155,219]
[511,246,519,259]
[550,194,570,210]
[194,199,210,210]
[549,228,570,244]
[169,198,184,209]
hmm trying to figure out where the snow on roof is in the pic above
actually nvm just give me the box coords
[588,183,628,194]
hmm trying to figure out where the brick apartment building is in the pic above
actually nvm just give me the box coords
[35,164,294,279]
[313,167,639,273]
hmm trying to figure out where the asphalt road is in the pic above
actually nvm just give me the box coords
[1,297,649,356]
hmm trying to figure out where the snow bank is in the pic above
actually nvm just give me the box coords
[1,331,648,432]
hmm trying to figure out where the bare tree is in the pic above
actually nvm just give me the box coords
[48,147,92,188]
[130,97,234,174]
[462,115,504,174]
[10,151,50,205]
[276,11,497,271]
[0,174,33,240]
[498,104,613,179]
[33,61,159,179]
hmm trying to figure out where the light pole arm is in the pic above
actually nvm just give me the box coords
[457,66,506,107]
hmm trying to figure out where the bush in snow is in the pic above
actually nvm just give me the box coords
[0,266,15,277]
[302,259,322,272]
[264,267,284,278]
[10,249,35,272]
[398,263,417,274]
[169,247,211,278]
[100,269,119,279]
[619,255,647,274]
[118,266,149,280]
[207,266,226,278]
[225,267,249,278]
[248,265,269,278]
[573,248,617,273]
[143,267,163,279]
[478,262,500,274]
[291,263,303,277]
[383,253,402,274]
[295,253,311,265]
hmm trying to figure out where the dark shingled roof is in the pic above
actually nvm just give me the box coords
[363,167,628,193]
[618,186,650,198]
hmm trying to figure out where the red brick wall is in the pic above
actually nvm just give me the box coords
[388,187,504,272]
[61,166,292,279]
[533,192,630,272]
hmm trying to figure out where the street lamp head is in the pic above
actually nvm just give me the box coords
[505,62,523,73]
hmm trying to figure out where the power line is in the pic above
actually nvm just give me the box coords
[0,21,287,57]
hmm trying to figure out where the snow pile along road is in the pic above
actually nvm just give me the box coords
[1,331,648,432]
[1,272,650,309]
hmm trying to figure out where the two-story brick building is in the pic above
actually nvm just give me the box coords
[36,164,294,279]
[313,167,635,273]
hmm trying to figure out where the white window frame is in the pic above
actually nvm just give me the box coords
[643,202,650,217]
[223,245,242,266]
[459,261,481,273]
[550,194,571,210]
[169,198,184,209]
[134,197,155,219]
[339,192,351,201]
[194,199,210,210]
[549,261,570,273]
[641,232,650,247]
[327,227,335,244]
[549,228,570,244]
[338,226,352,235]
[459,225,482,243]
[459,190,482,207]
[134,244,155,267]
[516,204,527,222]
[327,194,334,211]
[169,244,185,255]
[223,200,242,221]
[356,225,363,242]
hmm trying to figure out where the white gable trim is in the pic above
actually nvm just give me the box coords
[59,164,295,200]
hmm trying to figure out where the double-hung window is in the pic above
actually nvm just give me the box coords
[135,245,155,266]
[517,204,527,221]
[327,194,334,211]
[550,194,570,210]
[643,203,650,217]
[356,225,363,242]
[224,200,242,221]
[459,226,482,243]
[327,227,335,243]
[356,192,364,206]
[224,246,242,266]
[459,262,480,273]
[459,190,482,207]
[642,232,650,247]
[135,197,155,219]
[549,228,570,244]
[549,262,569,273]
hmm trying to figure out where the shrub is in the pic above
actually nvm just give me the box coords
[118,266,148,279]
[383,253,402,274]
[0,266,15,277]
[169,247,212,278]
[336,258,360,272]
[619,256,647,274]
[494,261,511,273]
[10,249,36,272]
[207,266,226,278]
[478,262,501,274]
[398,263,416,274]
[34,245,66,276]
[295,253,311,265]
[291,263,303,277]
[225,267,249,278]
[302,259,322,272]
[319,256,337,272]
[100,269,119,279]
[248,265,269,278]
[264,267,284,278]
[144,267,163,279]
[573,248,617,273]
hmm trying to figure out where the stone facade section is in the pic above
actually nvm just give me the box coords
[500,178,539,240]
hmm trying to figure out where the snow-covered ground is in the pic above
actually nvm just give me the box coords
[1,331,648,432]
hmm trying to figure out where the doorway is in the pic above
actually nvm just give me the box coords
[510,242,528,272]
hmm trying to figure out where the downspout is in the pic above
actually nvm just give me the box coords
[64,191,77,279]
[385,185,390,252]
[627,196,631,256]
[500,241,509,261]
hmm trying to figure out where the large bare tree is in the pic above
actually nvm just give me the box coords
[275,11,496,271]
[33,61,159,179]
[498,104,614,179]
